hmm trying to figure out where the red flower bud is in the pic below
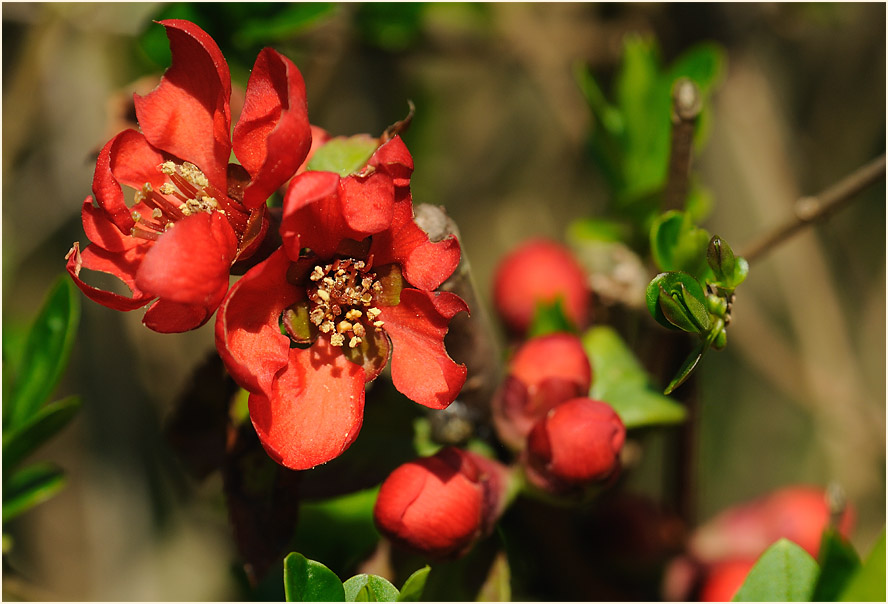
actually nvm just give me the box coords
[373,447,509,559]
[492,333,592,449]
[690,485,855,562]
[492,238,590,334]
[524,398,625,494]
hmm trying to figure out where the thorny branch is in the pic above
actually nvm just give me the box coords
[741,154,886,263]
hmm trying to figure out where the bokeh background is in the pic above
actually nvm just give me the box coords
[2,2,885,600]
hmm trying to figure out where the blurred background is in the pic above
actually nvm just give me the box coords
[2,2,885,600]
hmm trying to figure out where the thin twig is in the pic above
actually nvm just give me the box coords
[741,154,886,263]
[663,78,703,210]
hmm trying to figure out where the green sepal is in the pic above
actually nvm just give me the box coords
[283,552,346,602]
[732,539,819,602]
[2,396,81,471]
[527,297,576,338]
[2,462,66,523]
[6,276,80,429]
[343,575,399,602]
[307,135,379,177]
[397,566,431,602]
[839,528,886,602]
[707,235,735,282]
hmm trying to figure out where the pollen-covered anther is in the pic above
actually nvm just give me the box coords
[337,321,353,334]
[349,336,361,349]
[319,321,334,334]
[310,266,325,281]
[345,309,363,321]
[366,307,382,320]
[331,333,346,347]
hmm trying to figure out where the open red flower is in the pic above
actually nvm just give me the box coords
[66,19,311,332]
[216,136,467,470]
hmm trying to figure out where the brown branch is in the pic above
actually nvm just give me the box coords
[741,154,886,263]
[663,78,703,211]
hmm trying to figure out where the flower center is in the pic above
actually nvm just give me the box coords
[129,161,246,241]
[306,258,385,349]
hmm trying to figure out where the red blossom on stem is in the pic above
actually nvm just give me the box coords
[524,397,625,494]
[492,238,591,334]
[373,447,509,560]
[66,19,311,332]
[215,136,468,470]
[492,333,593,450]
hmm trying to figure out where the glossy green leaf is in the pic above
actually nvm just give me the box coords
[812,529,862,601]
[7,277,80,429]
[283,552,346,602]
[646,271,707,331]
[663,319,722,395]
[307,135,379,177]
[343,575,399,602]
[650,211,712,278]
[527,298,576,338]
[2,463,66,523]
[3,396,80,471]
[840,528,886,602]
[658,284,702,333]
[732,539,819,602]
[583,326,686,428]
[397,566,430,602]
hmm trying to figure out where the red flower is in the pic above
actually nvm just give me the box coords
[524,397,625,494]
[373,447,509,559]
[492,333,592,450]
[215,136,468,470]
[66,20,311,332]
[492,238,591,334]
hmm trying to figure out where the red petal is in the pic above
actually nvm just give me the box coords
[65,241,153,311]
[134,212,237,306]
[93,130,165,234]
[340,171,395,235]
[234,48,311,210]
[368,135,414,190]
[81,198,140,253]
[215,247,299,397]
[370,199,460,291]
[280,171,353,259]
[133,20,231,188]
[142,298,213,332]
[249,338,366,470]
[380,289,468,409]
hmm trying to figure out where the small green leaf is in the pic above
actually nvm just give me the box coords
[397,566,430,602]
[7,277,80,429]
[527,298,576,338]
[646,271,707,331]
[650,211,712,278]
[733,539,819,602]
[678,283,712,332]
[658,284,702,333]
[731,257,749,288]
[840,528,886,602]
[2,463,66,523]
[343,575,399,602]
[583,326,686,428]
[283,552,345,602]
[3,396,81,471]
[664,340,707,396]
[566,217,630,244]
[812,529,862,601]
[707,235,736,283]
[307,135,379,177]
[476,552,511,602]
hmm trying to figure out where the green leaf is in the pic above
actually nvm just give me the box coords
[707,235,736,283]
[233,3,336,45]
[646,271,707,331]
[2,462,66,523]
[397,566,430,602]
[566,217,630,244]
[6,277,80,429]
[733,539,819,602]
[283,552,346,602]
[812,529,862,601]
[650,211,712,279]
[476,551,510,601]
[840,528,886,602]
[583,326,686,428]
[527,298,576,338]
[657,284,702,333]
[343,575,399,602]
[3,396,81,471]
[307,135,379,177]
[666,42,726,96]
[664,339,707,396]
